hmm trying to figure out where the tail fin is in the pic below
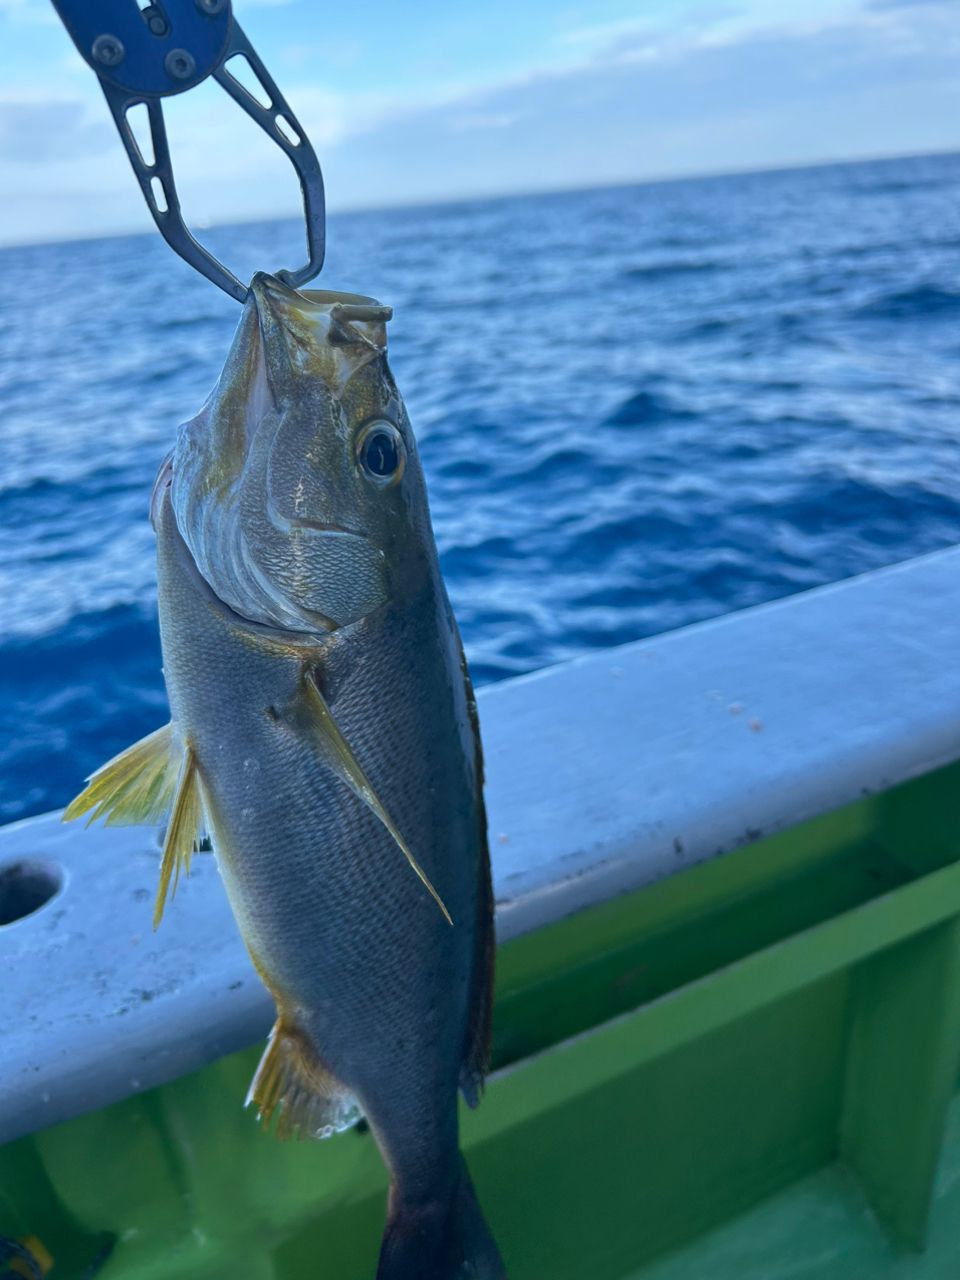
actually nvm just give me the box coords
[377,1159,506,1280]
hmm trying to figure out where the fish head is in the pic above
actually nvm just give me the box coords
[169,272,431,634]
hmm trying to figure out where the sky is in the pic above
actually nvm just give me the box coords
[0,0,957,245]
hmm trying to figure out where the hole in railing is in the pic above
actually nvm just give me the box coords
[223,54,272,109]
[275,114,301,147]
[126,103,155,168]
[150,175,169,214]
[0,861,63,925]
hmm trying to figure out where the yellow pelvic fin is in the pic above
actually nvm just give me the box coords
[153,745,204,930]
[62,724,177,829]
[300,673,453,925]
[246,1019,361,1141]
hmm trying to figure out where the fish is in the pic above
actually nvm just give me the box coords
[65,273,506,1280]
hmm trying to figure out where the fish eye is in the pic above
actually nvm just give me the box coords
[356,421,405,487]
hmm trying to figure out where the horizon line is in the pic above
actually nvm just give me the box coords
[0,143,957,255]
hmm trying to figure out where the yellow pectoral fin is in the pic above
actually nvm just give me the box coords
[63,724,177,828]
[62,723,205,931]
[153,745,204,930]
[299,673,452,926]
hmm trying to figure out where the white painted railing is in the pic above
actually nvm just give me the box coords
[3,546,960,1146]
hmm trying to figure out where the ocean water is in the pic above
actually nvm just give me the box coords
[1,152,959,825]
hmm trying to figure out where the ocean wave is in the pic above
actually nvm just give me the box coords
[0,603,166,824]
[757,475,960,538]
[604,389,695,426]
[856,285,960,321]
[850,177,957,197]
[623,259,726,282]
[3,155,960,822]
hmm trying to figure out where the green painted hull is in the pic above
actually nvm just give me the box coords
[3,761,960,1278]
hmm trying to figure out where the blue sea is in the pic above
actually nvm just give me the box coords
[1,152,959,825]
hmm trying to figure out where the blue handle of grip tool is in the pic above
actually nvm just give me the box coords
[49,0,232,98]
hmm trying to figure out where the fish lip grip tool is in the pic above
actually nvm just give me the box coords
[50,0,325,303]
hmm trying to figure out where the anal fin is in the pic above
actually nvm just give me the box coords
[246,1020,361,1141]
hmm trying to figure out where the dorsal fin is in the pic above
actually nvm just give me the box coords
[456,638,495,1106]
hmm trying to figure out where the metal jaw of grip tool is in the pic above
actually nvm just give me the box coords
[49,0,325,302]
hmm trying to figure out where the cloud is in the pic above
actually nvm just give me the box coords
[0,0,958,244]
[0,100,113,162]
[317,3,960,208]
[281,38,364,69]
[447,111,519,133]
[554,5,737,56]
[0,0,55,24]
[868,0,951,8]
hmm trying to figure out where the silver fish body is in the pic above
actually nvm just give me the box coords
[67,276,504,1278]
[155,478,488,1144]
